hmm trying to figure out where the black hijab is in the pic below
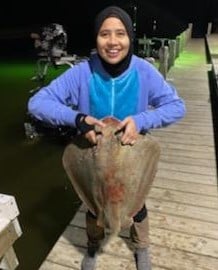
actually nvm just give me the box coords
[94,6,134,77]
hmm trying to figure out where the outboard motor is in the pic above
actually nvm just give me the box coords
[33,23,68,58]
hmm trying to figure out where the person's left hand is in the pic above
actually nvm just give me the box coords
[115,116,138,145]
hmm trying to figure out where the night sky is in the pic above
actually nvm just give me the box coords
[0,0,217,58]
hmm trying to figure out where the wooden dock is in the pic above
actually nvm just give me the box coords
[39,36,218,270]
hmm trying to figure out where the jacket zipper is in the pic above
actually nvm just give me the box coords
[111,79,115,116]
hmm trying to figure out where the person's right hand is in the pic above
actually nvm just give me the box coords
[84,116,106,144]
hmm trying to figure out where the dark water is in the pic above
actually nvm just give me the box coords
[0,61,81,270]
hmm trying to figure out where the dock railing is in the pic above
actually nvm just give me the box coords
[138,23,193,78]
[0,194,22,270]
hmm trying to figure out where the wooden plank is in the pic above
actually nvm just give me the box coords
[158,161,216,176]
[150,243,218,270]
[0,219,20,258]
[179,95,211,100]
[154,124,214,135]
[149,227,218,258]
[206,34,218,55]
[147,198,218,223]
[149,211,218,240]
[0,247,19,270]
[186,107,212,112]
[159,142,215,154]
[153,133,215,147]
[155,130,215,141]
[39,261,73,270]
[153,178,218,196]
[0,194,22,269]
[181,100,211,106]
[155,134,214,148]
[181,119,214,125]
[156,169,216,185]
[159,153,216,167]
[155,125,214,136]
[159,147,215,160]
[149,187,218,209]
[184,109,212,115]
[0,219,10,233]
[0,194,19,221]
[181,113,212,119]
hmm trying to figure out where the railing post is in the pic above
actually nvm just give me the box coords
[207,22,212,35]
[168,40,176,69]
[159,46,169,79]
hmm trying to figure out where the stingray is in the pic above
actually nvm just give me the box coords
[62,117,160,235]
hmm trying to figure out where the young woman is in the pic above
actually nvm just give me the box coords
[28,6,186,270]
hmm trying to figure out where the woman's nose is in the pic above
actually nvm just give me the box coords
[108,33,118,44]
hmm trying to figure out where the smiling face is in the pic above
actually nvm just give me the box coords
[96,17,130,65]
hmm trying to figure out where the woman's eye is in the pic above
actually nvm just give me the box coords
[117,31,126,37]
[99,32,108,37]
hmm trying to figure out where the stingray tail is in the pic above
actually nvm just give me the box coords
[106,202,121,236]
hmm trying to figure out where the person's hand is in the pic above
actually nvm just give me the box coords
[76,113,105,144]
[84,116,106,144]
[115,116,138,145]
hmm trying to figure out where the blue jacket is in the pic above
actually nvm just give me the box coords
[28,53,186,133]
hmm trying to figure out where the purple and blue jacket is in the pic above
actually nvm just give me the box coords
[28,53,186,133]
